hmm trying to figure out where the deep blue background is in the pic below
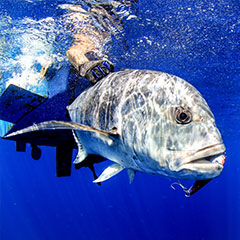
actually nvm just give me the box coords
[1,0,240,239]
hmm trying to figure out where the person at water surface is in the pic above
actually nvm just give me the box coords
[65,1,125,83]
[65,1,140,83]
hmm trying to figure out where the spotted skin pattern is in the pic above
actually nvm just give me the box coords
[68,69,225,180]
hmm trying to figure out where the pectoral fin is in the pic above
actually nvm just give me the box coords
[5,120,119,145]
[93,163,124,183]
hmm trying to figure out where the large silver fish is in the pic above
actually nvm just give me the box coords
[6,69,226,195]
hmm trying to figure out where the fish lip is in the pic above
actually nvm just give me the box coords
[182,143,226,165]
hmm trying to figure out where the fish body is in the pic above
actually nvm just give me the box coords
[6,69,225,185]
[67,69,225,180]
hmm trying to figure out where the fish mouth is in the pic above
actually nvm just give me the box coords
[172,143,226,196]
[177,143,226,178]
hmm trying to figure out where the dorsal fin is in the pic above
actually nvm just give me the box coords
[4,120,119,145]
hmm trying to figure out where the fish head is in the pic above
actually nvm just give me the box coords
[150,75,226,180]
[165,104,226,180]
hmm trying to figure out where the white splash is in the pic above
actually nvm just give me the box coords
[2,16,65,95]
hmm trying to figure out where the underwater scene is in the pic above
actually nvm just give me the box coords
[0,0,239,239]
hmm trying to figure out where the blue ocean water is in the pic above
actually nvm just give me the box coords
[0,0,239,239]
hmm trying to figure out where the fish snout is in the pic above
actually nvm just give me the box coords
[173,143,226,180]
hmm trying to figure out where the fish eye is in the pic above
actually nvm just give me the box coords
[175,107,192,124]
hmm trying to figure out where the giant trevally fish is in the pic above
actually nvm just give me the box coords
[6,69,226,196]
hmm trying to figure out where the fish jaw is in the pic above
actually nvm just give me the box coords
[172,143,226,180]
